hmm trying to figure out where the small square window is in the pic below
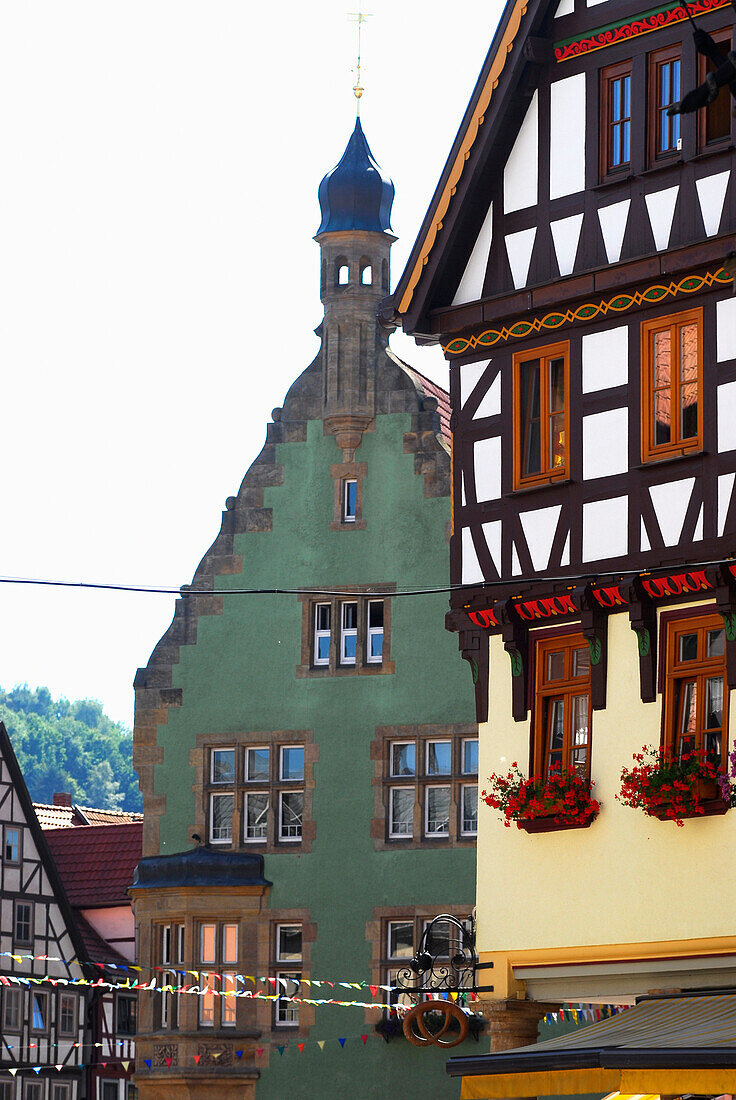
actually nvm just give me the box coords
[389,787,414,838]
[3,826,20,864]
[102,1084,119,1100]
[246,746,269,782]
[343,479,358,522]
[391,742,416,777]
[425,786,451,837]
[244,791,268,841]
[209,792,234,844]
[279,790,303,841]
[280,746,304,781]
[14,901,32,946]
[340,602,358,664]
[276,925,302,962]
[211,748,235,784]
[52,1088,71,1100]
[462,739,478,775]
[426,741,452,776]
[387,921,414,959]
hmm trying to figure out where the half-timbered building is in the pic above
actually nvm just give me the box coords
[0,724,89,1100]
[387,0,736,1074]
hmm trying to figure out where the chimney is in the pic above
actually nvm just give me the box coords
[53,792,73,807]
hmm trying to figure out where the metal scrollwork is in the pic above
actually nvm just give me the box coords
[395,914,476,996]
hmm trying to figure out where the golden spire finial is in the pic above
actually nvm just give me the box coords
[348,9,371,114]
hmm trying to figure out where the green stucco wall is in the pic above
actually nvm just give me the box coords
[152,412,481,1098]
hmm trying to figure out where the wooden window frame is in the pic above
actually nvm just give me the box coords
[2,987,21,1032]
[698,28,733,152]
[197,920,239,1030]
[299,591,394,676]
[663,610,728,767]
[640,307,703,463]
[385,732,478,842]
[533,632,592,780]
[648,42,683,165]
[512,341,570,491]
[58,992,77,1037]
[14,900,33,947]
[600,59,633,181]
[3,824,21,864]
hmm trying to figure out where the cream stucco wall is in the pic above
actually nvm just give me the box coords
[476,603,734,966]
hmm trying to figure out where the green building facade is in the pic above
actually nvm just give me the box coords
[131,119,479,1100]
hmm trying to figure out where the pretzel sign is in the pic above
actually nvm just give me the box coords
[402,1000,470,1047]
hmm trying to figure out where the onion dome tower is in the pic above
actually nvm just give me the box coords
[315,118,397,458]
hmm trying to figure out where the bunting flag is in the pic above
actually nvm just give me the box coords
[317,1041,325,1051]
[277,1047,285,1057]
[236,1051,243,1060]
[297,1044,305,1053]
[361,1035,367,1044]
[256,1049,264,1059]
[144,1060,152,1069]
[193,1055,201,1065]
[338,1038,346,1048]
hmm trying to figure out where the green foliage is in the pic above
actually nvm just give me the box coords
[0,685,141,811]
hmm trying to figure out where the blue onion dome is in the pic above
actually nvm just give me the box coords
[316,118,394,235]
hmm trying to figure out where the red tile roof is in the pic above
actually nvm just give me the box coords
[74,912,130,968]
[35,803,143,829]
[43,822,142,907]
[390,352,452,443]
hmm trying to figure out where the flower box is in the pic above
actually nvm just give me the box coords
[618,747,734,826]
[483,764,599,831]
[650,778,729,821]
[518,814,597,834]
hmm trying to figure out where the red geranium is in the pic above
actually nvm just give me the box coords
[482,763,600,829]
[617,744,735,827]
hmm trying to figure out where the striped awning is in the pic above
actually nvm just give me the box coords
[447,993,736,1099]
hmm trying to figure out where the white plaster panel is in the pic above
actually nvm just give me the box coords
[597,199,630,264]
[461,472,467,507]
[460,359,491,408]
[696,170,729,237]
[587,0,609,6]
[582,407,628,479]
[719,473,735,536]
[718,380,736,451]
[512,542,522,576]
[474,435,502,502]
[649,478,695,546]
[461,527,483,585]
[645,186,679,251]
[504,93,538,214]
[550,74,586,199]
[482,520,502,576]
[717,298,736,363]
[551,213,584,276]
[640,517,651,552]
[582,496,628,561]
[560,530,570,566]
[582,325,628,393]
[694,504,703,542]
[453,203,494,305]
[555,0,575,14]
[505,227,537,289]
[474,373,501,420]
[519,504,562,571]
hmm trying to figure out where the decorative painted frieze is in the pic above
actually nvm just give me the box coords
[553,0,730,63]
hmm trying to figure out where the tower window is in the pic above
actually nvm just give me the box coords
[337,263,349,286]
[361,264,372,285]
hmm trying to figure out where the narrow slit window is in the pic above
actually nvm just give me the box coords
[343,478,357,522]
[337,264,349,285]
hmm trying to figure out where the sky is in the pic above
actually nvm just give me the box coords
[0,1,501,728]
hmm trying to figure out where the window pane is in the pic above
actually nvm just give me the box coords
[570,696,589,775]
[210,794,234,842]
[199,983,215,1026]
[520,359,541,477]
[679,633,698,662]
[222,973,237,1026]
[278,925,302,962]
[276,973,301,1025]
[547,699,565,772]
[462,740,479,774]
[462,785,478,834]
[653,329,672,445]
[708,629,725,657]
[369,601,384,627]
[680,322,698,439]
[705,676,723,731]
[317,635,330,661]
[391,743,415,776]
[572,647,590,677]
[4,828,19,862]
[344,479,357,519]
[546,651,565,682]
[426,787,451,834]
[548,358,566,471]
[388,921,414,959]
[369,632,383,660]
[32,993,46,1030]
[427,741,452,775]
[280,791,303,839]
[281,746,304,780]
[3,989,20,1030]
[677,679,697,754]
[246,747,269,782]
[342,602,357,629]
[316,604,330,631]
[245,792,268,840]
[343,633,357,661]
[211,749,235,784]
[222,924,238,964]
[201,924,216,964]
[390,788,414,836]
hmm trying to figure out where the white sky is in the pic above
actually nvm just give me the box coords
[0,1,501,727]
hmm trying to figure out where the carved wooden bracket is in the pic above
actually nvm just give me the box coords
[459,628,490,724]
[715,565,736,689]
[498,606,529,723]
[571,585,608,711]
[624,577,658,703]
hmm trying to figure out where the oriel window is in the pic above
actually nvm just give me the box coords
[641,308,702,462]
[666,613,727,768]
[513,342,569,490]
[535,634,591,779]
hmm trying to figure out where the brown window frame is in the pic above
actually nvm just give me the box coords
[640,307,703,463]
[533,632,592,780]
[664,610,728,768]
[385,732,478,843]
[600,59,633,181]
[512,341,570,491]
[58,992,77,1037]
[698,27,733,151]
[197,920,240,1031]
[648,42,683,165]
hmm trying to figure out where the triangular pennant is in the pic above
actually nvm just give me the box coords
[316,1041,325,1051]
[236,1051,243,1060]
[256,1048,264,1058]
[361,1035,368,1045]
[144,1060,152,1069]
[121,1062,130,1072]
[193,1055,201,1065]
[9,1070,17,1078]
[369,985,378,998]
[338,1038,346,1048]
[33,1068,42,1075]
[277,1046,285,1056]
[297,1043,305,1053]
[212,1052,221,1060]
[165,1057,172,1067]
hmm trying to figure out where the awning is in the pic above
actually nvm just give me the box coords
[447,992,736,1098]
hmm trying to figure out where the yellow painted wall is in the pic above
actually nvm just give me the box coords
[476,601,734,960]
